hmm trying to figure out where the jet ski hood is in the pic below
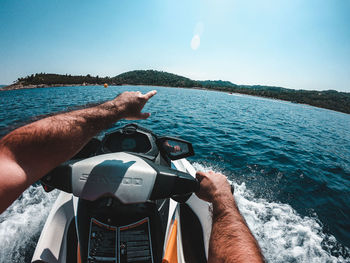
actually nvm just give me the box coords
[71,152,157,203]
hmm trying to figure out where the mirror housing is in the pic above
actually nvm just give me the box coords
[157,137,194,160]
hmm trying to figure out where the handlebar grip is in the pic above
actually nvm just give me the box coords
[40,163,73,193]
[172,170,200,195]
[149,166,199,201]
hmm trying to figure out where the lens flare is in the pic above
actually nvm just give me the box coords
[191,35,200,50]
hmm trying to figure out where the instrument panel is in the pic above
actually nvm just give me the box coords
[102,132,152,154]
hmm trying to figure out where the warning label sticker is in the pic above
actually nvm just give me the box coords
[119,218,153,263]
[88,218,153,263]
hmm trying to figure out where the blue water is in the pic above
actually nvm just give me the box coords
[0,86,349,262]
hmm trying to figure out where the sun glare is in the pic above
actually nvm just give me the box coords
[191,34,200,50]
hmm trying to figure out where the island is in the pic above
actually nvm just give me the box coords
[2,70,350,114]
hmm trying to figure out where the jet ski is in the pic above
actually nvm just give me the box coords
[32,123,221,263]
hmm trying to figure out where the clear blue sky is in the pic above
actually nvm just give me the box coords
[0,0,349,91]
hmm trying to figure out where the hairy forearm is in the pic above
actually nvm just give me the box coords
[1,100,121,179]
[208,194,264,263]
[0,100,123,212]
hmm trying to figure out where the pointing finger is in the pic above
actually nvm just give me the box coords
[143,90,157,100]
[139,112,151,119]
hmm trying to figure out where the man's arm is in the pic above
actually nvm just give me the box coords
[196,171,264,263]
[0,90,157,213]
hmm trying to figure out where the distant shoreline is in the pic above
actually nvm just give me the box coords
[2,70,349,114]
[1,82,208,91]
[0,83,85,91]
[2,83,349,115]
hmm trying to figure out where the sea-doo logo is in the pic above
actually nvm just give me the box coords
[79,174,89,181]
[79,173,143,186]
[121,177,143,185]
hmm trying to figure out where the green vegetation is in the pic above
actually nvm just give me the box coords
[5,70,350,114]
[111,70,201,87]
[14,70,200,88]
[16,73,109,85]
[206,84,350,114]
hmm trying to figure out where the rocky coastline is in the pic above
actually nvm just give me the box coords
[0,83,97,91]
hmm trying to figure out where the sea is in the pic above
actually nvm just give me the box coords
[0,85,349,262]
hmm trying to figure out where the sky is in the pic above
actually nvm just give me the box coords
[0,0,349,92]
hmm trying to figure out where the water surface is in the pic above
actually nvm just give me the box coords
[0,85,349,262]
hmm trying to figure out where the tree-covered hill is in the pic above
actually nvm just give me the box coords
[3,70,350,114]
[212,85,350,114]
[111,70,201,87]
[15,73,109,85]
[198,80,238,89]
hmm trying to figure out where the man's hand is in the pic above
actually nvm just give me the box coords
[195,171,264,263]
[113,90,157,120]
[173,145,181,152]
[196,170,233,203]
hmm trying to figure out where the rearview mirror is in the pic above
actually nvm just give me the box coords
[157,137,194,160]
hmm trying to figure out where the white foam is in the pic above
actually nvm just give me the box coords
[192,162,349,262]
[0,185,58,262]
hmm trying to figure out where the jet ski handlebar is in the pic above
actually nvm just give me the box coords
[41,152,199,204]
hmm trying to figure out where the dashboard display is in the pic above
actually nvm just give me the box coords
[103,132,152,154]
[121,138,137,151]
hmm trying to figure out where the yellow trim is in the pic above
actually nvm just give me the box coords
[162,219,178,263]
[77,243,81,263]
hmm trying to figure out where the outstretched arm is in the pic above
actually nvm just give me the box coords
[196,171,264,263]
[0,90,157,213]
